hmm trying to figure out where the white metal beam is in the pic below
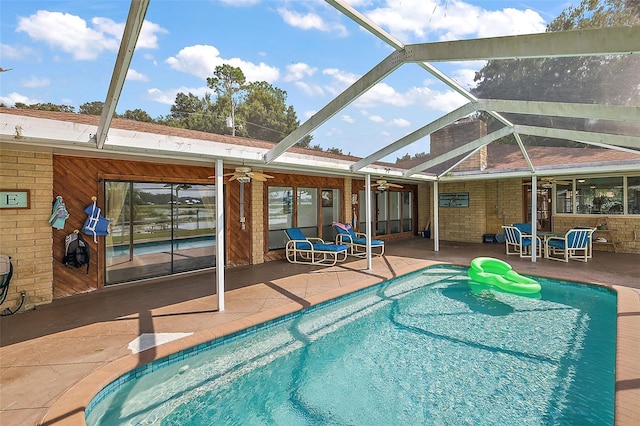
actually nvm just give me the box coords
[404,26,640,62]
[403,126,513,177]
[264,50,406,164]
[216,159,225,311]
[479,99,640,122]
[514,125,640,149]
[95,0,149,149]
[352,102,478,171]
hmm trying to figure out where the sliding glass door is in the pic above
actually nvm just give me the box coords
[105,181,217,285]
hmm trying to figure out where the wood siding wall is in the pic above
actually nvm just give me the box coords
[52,155,249,298]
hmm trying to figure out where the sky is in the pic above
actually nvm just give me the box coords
[0,0,573,160]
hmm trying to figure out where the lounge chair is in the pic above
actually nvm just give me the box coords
[332,222,385,257]
[502,225,542,258]
[545,228,595,262]
[284,228,348,266]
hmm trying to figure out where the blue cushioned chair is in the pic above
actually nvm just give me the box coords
[332,223,384,257]
[502,225,542,258]
[284,228,348,266]
[545,228,595,262]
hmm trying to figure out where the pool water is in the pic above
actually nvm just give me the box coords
[108,235,215,257]
[86,266,616,425]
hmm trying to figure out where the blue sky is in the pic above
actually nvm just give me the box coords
[1,0,571,159]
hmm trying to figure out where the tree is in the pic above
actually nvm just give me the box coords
[14,102,75,112]
[472,0,640,143]
[79,101,105,116]
[121,109,155,122]
[207,64,246,136]
[163,92,218,133]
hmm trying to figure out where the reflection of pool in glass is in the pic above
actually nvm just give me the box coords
[86,266,616,425]
[108,235,215,257]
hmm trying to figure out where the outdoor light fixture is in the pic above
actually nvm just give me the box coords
[578,179,586,183]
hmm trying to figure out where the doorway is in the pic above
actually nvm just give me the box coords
[525,187,552,232]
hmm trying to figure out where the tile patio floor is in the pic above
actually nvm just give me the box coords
[1,238,638,425]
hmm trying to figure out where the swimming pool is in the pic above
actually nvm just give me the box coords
[107,235,215,257]
[86,265,616,425]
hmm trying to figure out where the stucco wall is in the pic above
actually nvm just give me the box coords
[0,149,54,312]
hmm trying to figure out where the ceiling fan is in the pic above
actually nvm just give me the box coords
[523,177,572,188]
[373,179,403,191]
[209,166,274,183]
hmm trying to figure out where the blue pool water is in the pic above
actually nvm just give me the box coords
[86,266,616,425]
[108,235,215,257]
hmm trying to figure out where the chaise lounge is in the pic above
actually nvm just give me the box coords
[284,228,349,266]
[332,222,385,257]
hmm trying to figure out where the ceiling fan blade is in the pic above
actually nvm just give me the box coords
[247,171,273,180]
[387,183,403,188]
[228,175,238,181]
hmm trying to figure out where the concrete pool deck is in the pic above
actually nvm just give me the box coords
[1,238,638,425]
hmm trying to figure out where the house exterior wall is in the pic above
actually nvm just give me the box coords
[251,179,264,265]
[553,215,640,254]
[0,149,54,310]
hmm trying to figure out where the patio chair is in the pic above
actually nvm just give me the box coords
[502,225,542,258]
[545,228,595,262]
[284,228,348,266]
[332,222,385,257]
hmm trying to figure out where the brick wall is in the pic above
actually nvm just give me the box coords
[0,149,54,312]
[430,119,487,171]
[553,216,640,254]
[251,179,264,264]
[436,181,487,243]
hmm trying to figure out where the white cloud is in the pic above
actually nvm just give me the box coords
[369,115,384,123]
[1,43,36,61]
[389,118,411,127]
[324,127,344,137]
[356,82,413,108]
[15,11,167,61]
[322,68,359,96]
[364,0,546,42]
[126,69,148,82]
[22,77,50,88]
[451,68,479,90]
[295,81,324,97]
[341,115,355,124]
[0,92,39,106]
[147,86,211,105]
[284,62,317,82]
[137,20,169,49]
[278,8,347,36]
[410,86,468,111]
[17,11,119,60]
[165,45,279,83]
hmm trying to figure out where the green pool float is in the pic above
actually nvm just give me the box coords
[467,257,541,294]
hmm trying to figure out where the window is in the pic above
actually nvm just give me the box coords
[268,186,293,250]
[267,186,340,250]
[555,176,638,215]
[105,181,216,285]
[627,176,640,215]
[359,189,414,236]
[576,177,623,215]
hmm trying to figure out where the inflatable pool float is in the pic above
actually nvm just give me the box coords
[467,257,541,294]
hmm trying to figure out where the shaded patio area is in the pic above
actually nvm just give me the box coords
[1,238,638,425]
